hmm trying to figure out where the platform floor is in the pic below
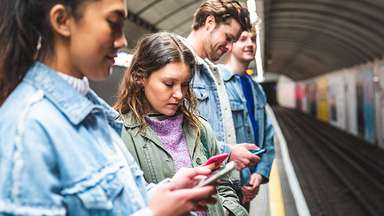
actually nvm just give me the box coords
[248,106,302,216]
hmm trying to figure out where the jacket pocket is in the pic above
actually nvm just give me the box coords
[69,172,124,210]
[193,86,210,119]
[229,100,245,130]
[193,86,209,101]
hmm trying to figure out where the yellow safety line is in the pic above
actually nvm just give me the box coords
[269,162,286,216]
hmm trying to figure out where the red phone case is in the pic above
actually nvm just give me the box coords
[203,153,229,166]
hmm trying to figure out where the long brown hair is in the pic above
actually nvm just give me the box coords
[0,0,92,105]
[114,32,201,130]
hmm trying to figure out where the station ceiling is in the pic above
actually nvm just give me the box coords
[124,0,205,49]
[124,0,384,80]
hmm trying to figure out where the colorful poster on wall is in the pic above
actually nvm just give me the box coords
[301,81,309,113]
[328,73,346,130]
[344,69,358,135]
[374,60,384,149]
[356,69,364,138]
[306,81,317,116]
[295,83,305,111]
[357,65,376,144]
[316,78,329,122]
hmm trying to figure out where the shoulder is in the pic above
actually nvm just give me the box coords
[252,79,267,101]
[1,83,67,130]
[196,116,214,137]
[217,64,236,82]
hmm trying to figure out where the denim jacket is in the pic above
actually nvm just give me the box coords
[120,112,248,216]
[0,62,154,215]
[219,65,275,183]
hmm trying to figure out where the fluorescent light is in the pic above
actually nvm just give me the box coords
[114,51,133,68]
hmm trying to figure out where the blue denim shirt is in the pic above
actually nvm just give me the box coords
[219,64,275,183]
[0,62,154,215]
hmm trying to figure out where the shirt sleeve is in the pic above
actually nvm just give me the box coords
[253,110,275,183]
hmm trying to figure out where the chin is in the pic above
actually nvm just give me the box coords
[162,110,177,116]
[242,56,254,61]
[211,54,221,62]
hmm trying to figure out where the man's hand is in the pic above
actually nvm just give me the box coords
[228,144,260,170]
[241,173,263,203]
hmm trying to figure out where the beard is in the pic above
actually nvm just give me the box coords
[207,44,224,62]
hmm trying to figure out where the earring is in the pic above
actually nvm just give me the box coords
[36,35,42,52]
[34,35,42,60]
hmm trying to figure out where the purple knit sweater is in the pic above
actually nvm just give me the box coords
[145,114,207,216]
[145,114,192,170]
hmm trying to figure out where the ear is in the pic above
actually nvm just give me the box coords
[204,15,217,32]
[49,4,72,37]
[137,79,145,85]
[133,72,145,85]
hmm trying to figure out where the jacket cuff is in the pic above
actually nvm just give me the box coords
[254,168,270,183]
[131,207,155,216]
[222,200,249,216]
[218,141,231,154]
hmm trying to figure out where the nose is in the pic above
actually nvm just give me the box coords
[114,32,128,49]
[225,43,232,52]
[173,86,183,100]
[246,38,256,48]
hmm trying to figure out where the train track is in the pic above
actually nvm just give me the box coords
[273,107,384,216]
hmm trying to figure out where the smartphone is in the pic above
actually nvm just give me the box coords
[196,161,236,187]
[250,148,266,156]
[203,153,229,166]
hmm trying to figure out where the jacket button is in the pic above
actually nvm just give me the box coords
[196,158,202,165]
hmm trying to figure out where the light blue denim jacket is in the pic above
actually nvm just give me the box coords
[192,59,225,142]
[0,62,154,215]
[218,64,275,183]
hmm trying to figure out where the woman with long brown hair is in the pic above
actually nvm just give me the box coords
[115,32,245,216]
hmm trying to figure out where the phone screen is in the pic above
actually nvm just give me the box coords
[196,161,236,187]
[250,148,266,156]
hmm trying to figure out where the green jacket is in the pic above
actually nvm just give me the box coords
[120,112,248,216]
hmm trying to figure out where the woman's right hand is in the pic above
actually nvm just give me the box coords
[149,183,217,216]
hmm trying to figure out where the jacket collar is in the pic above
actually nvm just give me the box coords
[120,112,141,129]
[176,36,213,72]
[23,62,119,126]
[120,112,175,155]
[120,111,199,158]
[218,64,238,82]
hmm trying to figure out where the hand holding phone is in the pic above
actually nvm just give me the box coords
[249,148,266,156]
[196,161,236,187]
[203,153,229,166]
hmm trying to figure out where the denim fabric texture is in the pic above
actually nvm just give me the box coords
[218,64,275,184]
[0,62,153,216]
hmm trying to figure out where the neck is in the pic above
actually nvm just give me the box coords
[187,31,207,59]
[225,55,250,75]
[42,41,84,79]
